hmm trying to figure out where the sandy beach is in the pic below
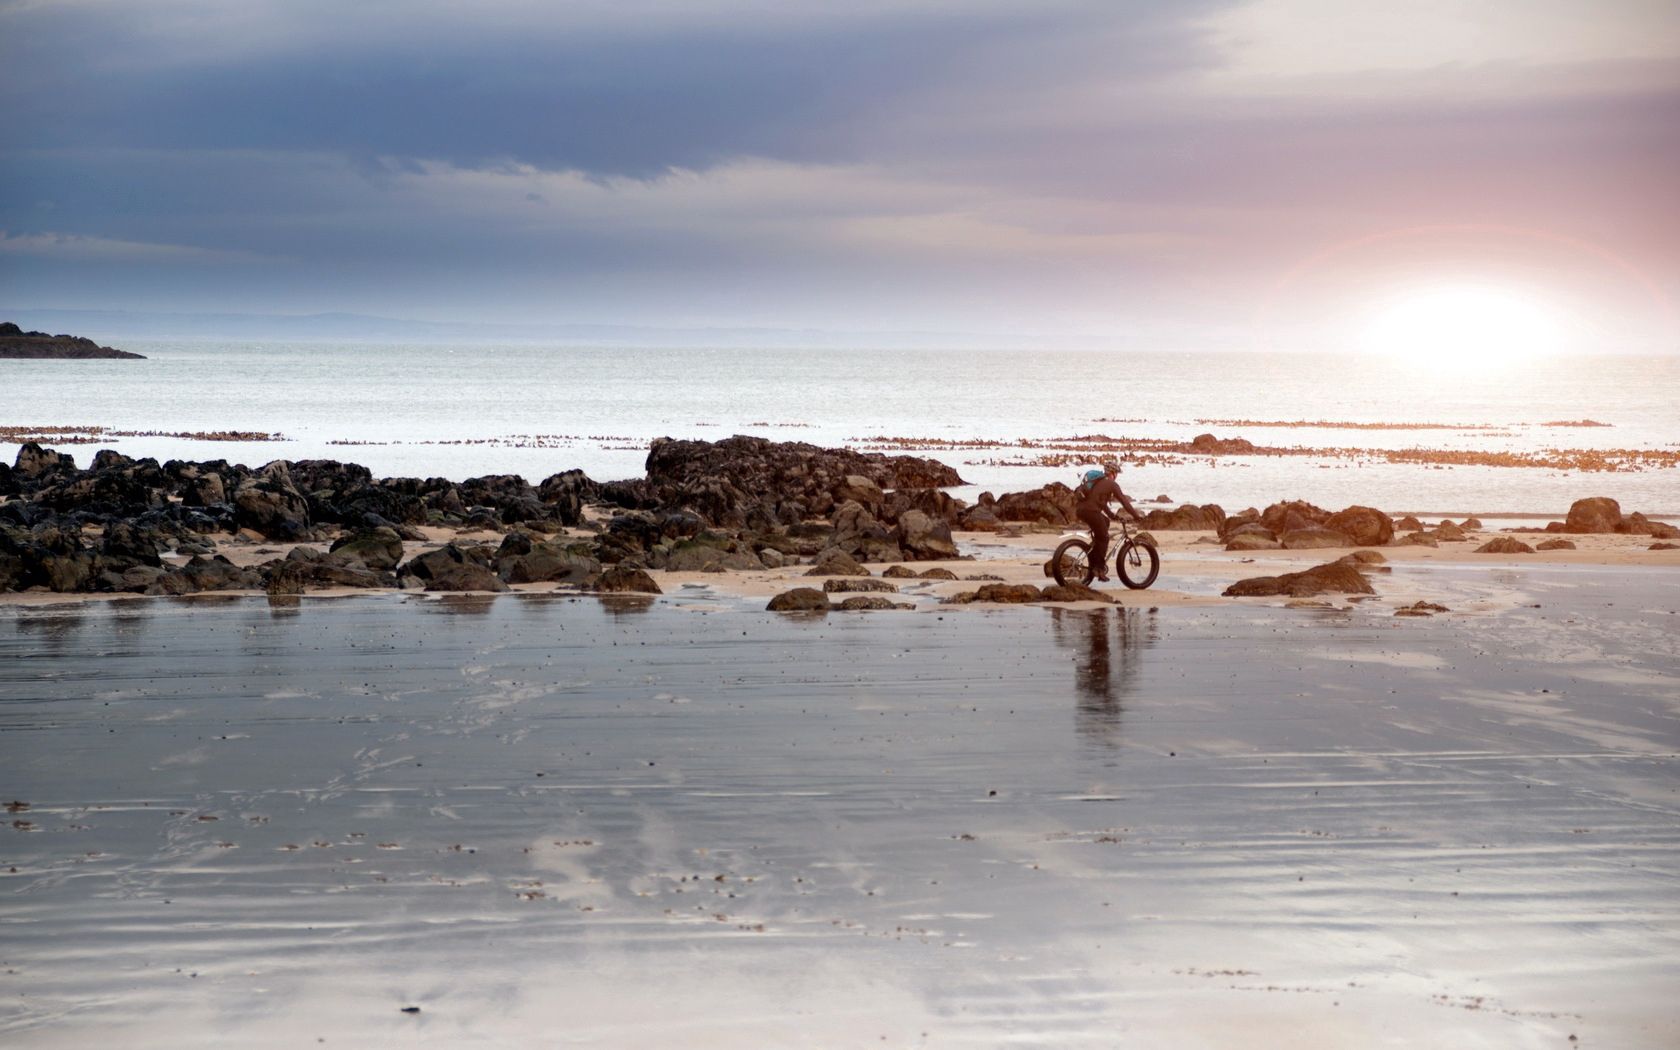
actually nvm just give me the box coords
[3,532,1678,1047]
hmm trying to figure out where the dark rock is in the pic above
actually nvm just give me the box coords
[968,583,1044,604]
[13,443,75,480]
[1225,531,1281,551]
[1280,527,1352,550]
[1397,531,1439,547]
[1651,542,1679,551]
[1324,506,1394,547]
[233,463,311,541]
[1223,561,1376,598]
[595,566,661,594]
[1564,497,1622,533]
[992,484,1077,526]
[1475,537,1534,554]
[833,595,905,611]
[498,541,601,584]
[0,326,144,359]
[822,578,898,593]
[895,509,959,560]
[425,563,509,592]
[329,527,405,571]
[1139,503,1225,531]
[882,565,919,578]
[1190,433,1257,455]
[1536,538,1576,551]
[805,549,869,577]
[767,587,830,612]
[918,567,959,580]
[1040,582,1111,602]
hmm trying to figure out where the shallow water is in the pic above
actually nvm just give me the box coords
[2,578,1678,1047]
[5,345,1677,514]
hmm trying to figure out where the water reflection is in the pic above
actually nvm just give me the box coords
[598,595,655,617]
[1049,606,1157,746]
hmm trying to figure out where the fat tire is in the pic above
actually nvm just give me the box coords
[1117,540,1160,589]
[1051,538,1094,587]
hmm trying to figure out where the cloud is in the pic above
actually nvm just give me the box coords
[0,229,267,264]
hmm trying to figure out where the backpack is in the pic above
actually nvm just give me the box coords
[1076,468,1104,498]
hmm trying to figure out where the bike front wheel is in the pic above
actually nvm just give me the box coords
[1116,540,1160,589]
[1051,538,1094,587]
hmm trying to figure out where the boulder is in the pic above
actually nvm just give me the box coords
[805,549,869,577]
[966,583,1044,604]
[1564,497,1622,533]
[834,474,884,510]
[1324,506,1393,547]
[1398,531,1439,547]
[1536,538,1576,551]
[1652,542,1680,551]
[1139,503,1225,531]
[1474,537,1534,554]
[329,527,406,571]
[822,578,898,593]
[1394,515,1423,532]
[233,463,312,540]
[1040,582,1111,602]
[1280,527,1352,550]
[1260,500,1331,536]
[498,541,601,584]
[13,443,75,479]
[595,565,662,594]
[1225,532,1281,551]
[834,595,904,611]
[992,484,1078,526]
[882,565,919,578]
[767,587,830,612]
[895,509,959,560]
[918,568,959,580]
[1433,522,1468,542]
[425,563,509,592]
[1223,560,1376,598]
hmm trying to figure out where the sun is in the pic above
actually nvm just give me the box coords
[1359,285,1563,367]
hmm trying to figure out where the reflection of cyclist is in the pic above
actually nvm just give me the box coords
[1075,461,1141,582]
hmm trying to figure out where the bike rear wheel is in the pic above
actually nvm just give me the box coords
[1116,540,1160,589]
[1051,538,1094,587]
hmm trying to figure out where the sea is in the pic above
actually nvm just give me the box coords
[6,342,1677,518]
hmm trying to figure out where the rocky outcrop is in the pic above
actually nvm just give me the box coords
[0,322,145,359]
[767,587,830,612]
[1544,497,1680,538]
[1138,503,1225,531]
[1474,537,1534,554]
[1222,560,1376,598]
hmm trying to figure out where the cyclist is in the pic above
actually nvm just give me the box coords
[1075,460,1142,581]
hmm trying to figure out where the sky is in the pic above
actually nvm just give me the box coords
[1,0,1677,349]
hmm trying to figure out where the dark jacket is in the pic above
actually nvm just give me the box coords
[1076,476,1138,520]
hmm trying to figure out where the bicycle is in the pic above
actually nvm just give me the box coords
[1051,517,1160,589]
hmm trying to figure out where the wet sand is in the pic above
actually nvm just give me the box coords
[2,570,1677,1047]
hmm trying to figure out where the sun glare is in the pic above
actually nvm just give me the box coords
[1359,285,1563,367]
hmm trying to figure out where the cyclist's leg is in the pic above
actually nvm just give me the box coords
[1079,509,1111,578]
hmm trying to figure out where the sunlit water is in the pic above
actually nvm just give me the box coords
[4,344,1677,515]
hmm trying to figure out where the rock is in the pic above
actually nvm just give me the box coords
[804,549,869,577]
[895,509,959,560]
[956,505,1003,531]
[1040,582,1111,602]
[329,527,405,570]
[882,565,919,578]
[0,324,144,359]
[968,583,1044,604]
[992,484,1078,526]
[1564,497,1622,533]
[425,563,509,592]
[1397,531,1438,547]
[1474,537,1534,554]
[1650,542,1679,551]
[1395,515,1423,531]
[822,578,898,593]
[1225,532,1281,551]
[13,443,75,480]
[1461,517,1483,530]
[1280,527,1352,550]
[1189,433,1257,455]
[834,474,884,509]
[1341,549,1387,564]
[1324,506,1394,547]
[498,541,600,584]
[918,567,959,580]
[834,595,903,611]
[756,547,787,569]
[1433,522,1468,542]
[595,565,662,594]
[233,463,312,540]
[1535,538,1576,551]
[400,543,492,582]
[767,587,830,612]
[1138,503,1225,531]
[1223,560,1376,598]
[1260,500,1332,536]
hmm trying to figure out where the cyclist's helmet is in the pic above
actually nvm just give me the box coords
[1083,468,1105,484]
[1102,460,1121,473]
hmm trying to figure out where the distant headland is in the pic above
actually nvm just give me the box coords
[0,322,144,359]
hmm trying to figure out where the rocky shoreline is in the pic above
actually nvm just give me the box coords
[0,322,145,359]
[2,434,1674,603]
